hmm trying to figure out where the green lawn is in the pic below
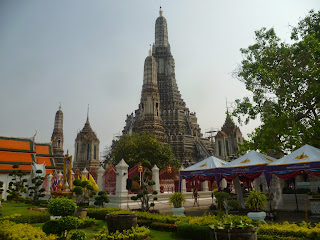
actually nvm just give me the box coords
[2,202,40,216]
[150,230,184,240]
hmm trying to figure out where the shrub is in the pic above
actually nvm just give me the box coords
[10,213,50,224]
[0,220,57,240]
[93,225,150,240]
[214,191,229,210]
[87,207,121,220]
[227,199,240,211]
[79,217,97,228]
[42,219,62,235]
[69,230,86,240]
[43,216,81,237]
[177,222,211,240]
[59,216,81,232]
[47,198,77,216]
[257,221,320,239]
[94,191,110,207]
[134,211,181,224]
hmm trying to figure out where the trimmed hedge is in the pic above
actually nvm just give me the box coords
[257,222,320,239]
[87,207,121,220]
[177,222,211,240]
[93,225,150,240]
[2,212,50,224]
[0,220,57,240]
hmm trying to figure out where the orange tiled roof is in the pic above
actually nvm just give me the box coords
[0,136,56,173]
[35,144,52,156]
[0,137,33,152]
[37,157,55,168]
[0,164,32,172]
[0,151,34,164]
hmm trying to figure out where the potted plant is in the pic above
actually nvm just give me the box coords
[210,215,258,240]
[245,190,267,222]
[169,192,186,216]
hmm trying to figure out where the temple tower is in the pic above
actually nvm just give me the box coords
[123,9,213,166]
[131,49,166,142]
[73,110,100,171]
[51,104,64,170]
[214,113,244,161]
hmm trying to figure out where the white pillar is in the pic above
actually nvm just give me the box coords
[233,175,245,208]
[47,174,53,193]
[70,170,75,189]
[82,168,88,178]
[97,166,105,192]
[179,166,186,193]
[152,165,160,193]
[221,178,227,190]
[57,171,63,182]
[115,159,129,197]
[203,181,209,191]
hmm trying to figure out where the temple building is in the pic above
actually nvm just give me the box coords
[73,112,100,171]
[214,113,244,161]
[123,8,213,166]
[0,136,55,199]
[51,105,64,170]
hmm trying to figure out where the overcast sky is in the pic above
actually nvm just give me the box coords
[0,1,319,159]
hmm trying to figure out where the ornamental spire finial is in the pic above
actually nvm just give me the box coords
[159,6,163,16]
[149,44,152,56]
[59,102,61,110]
[87,104,89,122]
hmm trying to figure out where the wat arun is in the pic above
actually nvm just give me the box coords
[123,8,213,166]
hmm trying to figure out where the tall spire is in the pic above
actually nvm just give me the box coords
[155,6,168,47]
[87,104,89,123]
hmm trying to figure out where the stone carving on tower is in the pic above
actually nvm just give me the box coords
[214,112,244,161]
[73,110,100,171]
[51,104,64,170]
[123,8,213,166]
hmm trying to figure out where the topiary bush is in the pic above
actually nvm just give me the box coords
[47,197,77,216]
[42,216,81,237]
[69,230,86,240]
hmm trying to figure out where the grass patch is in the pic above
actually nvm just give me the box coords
[150,229,185,240]
[2,202,39,216]
[77,220,108,239]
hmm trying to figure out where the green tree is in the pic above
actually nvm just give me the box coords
[110,132,180,169]
[28,169,46,202]
[233,10,320,155]
[131,169,157,211]
[7,165,28,201]
[71,179,96,206]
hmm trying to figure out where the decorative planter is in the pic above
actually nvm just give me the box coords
[106,214,138,233]
[73,207,88,218]
[210,228,257,240]
[247,211,266,222]
[50,191,73,199]
[309,197,320,215]
[171,207,185,217]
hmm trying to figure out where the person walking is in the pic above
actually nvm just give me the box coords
[192,188,200,206]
